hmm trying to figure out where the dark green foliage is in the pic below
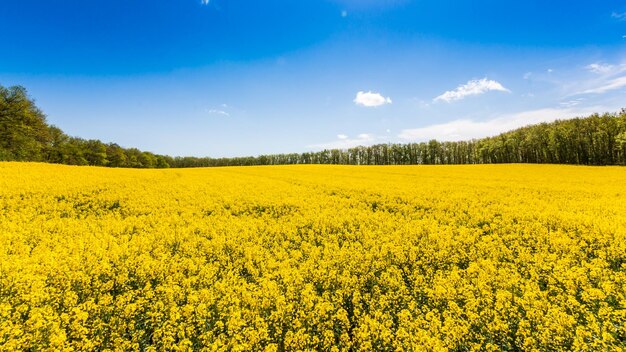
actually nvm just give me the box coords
[0,84,170,168]
[166,111,626,168]
[0,85,51,161]
[1,83,625,168]
[106,143,127,167]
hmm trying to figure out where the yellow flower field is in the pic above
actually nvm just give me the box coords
[0,162,624,351]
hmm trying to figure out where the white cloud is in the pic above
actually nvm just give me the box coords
[398,107,601,142]
[341,10,348,17]
[586,63,615,74]
[523,72,532,80]
[581,75,626,94]
[559,98,584,108]
[201,0,210,4]
[207,109,230,117]
[433,78,510,103]
[585,62,626,76]
[309,133,377,150]
[354,91,392,107]
[612,12,626,20]
[569,61,626,95]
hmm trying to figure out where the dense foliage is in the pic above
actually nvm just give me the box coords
[2,83,626,167]
[1,163,624,350]
[179,111,626,167]
[0,85,170,168]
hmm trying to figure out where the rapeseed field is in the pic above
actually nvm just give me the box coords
[0,162,624,351]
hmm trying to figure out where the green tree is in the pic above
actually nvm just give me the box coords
[106,143,128,167]
[138,151,157,168]
[84,139,108,166]
[0,85,51,161]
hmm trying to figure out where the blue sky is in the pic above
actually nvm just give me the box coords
[2,0,626,157]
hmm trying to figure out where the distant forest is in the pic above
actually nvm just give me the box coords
[2,84,626,168]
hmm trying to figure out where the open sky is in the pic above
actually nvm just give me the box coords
[2,0,626,157]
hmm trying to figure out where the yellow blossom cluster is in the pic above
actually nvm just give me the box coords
[0,162,625,351]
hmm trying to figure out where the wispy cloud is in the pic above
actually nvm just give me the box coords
[434,78,510,103]
[201,0,210,4]
[207,109,230,117]
[398,107,601,142]
[586,63,615,74]
[612,11,626,20]
[559,98,584,108]
[567,61,626,96]
[581,76,626,94]
[309,133,377,149]
[354,91,392,107]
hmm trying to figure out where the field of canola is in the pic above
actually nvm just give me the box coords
[0,162,625,351]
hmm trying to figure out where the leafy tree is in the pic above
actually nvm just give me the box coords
[1,83,625,169]
[106,143,128,168]
[0,85,50,161]
[138,151,157,168]
[84,139,108,166]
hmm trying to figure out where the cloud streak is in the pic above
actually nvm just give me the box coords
[434,78,510,103]
[612,12,626,21]
[207,109,230,117]
[354,91,392,107]
[586,63,616,74]
[309,133,377,150]
[566,61,626,96]
[579,61,626,93]
[398,107,601,142]
[581,76,626,94]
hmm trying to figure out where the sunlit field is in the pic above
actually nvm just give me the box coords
[1,163,624,351]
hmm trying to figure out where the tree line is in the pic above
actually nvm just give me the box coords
[2,84,626,168]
